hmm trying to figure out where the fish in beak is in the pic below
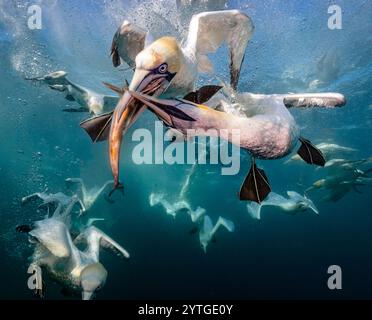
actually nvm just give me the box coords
[107,37,182,195]
[81,37,182,196]
[108,69,175,196]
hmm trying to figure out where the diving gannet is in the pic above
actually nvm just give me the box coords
[149,192,206,222]
[81,11,346,196]
[81,10,253,193]
[246,191,319,220]
[285,143,356,164]
[127,90,332,202]
[16,200,129,300]
[199,215,234,252]
[306,164,372,202]
[27,71,119,115]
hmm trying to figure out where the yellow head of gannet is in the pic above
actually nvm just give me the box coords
[128,36,182,93]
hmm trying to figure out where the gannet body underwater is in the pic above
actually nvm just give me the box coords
[247,191,319,220]
[306,163,372,202]
[199,216,235,253]
[128,89,335,202]
[148,193,233,252]
[16,199,130,300]
[27,71,119,115]
[81,10,346,197]
[149,192,205,221]
[81,10,254,194]
[285,143,356,164]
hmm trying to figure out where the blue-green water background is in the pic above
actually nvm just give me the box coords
[0,0,371,299]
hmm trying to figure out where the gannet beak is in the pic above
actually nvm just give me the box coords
[129,68,171,94]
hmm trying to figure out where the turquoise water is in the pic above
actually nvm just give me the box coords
[0,0,371,299]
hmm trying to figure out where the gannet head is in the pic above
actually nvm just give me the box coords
[80,263,107,300]
[110,37,183,147]
[35,70,68,85]
[129,36,181,94]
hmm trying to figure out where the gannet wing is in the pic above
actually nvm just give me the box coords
[210,217,235,236]
[149,193,164,206]
[247,192,287,220]
[111,20,152,68]
[199,215,214,252]
[80,226,130,259]
[21,192,46,205]
[282,93,346,108]
[30,219,72,258]
[185,10,254,90]
[91,180,114,201]
[189,206,206,223]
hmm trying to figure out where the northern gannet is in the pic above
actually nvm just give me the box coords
[80,10,346,196]
[247,191,319,220]
[16,199,129,300]
[149,192,206,222]
[81,10,254,193]
[65,178,113,213]
[306,162,372,201]
[128,90,332,202]
[285,143,356,164]
[148,193,232,252]
[27,71,119,115]
[199,215,235,252]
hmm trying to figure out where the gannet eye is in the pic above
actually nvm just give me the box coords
[157,63,168,74]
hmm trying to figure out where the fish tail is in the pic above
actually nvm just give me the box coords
[109,182,124,197]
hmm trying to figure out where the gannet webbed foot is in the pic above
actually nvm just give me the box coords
[239,159,271,203]
[297,137,326,166]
